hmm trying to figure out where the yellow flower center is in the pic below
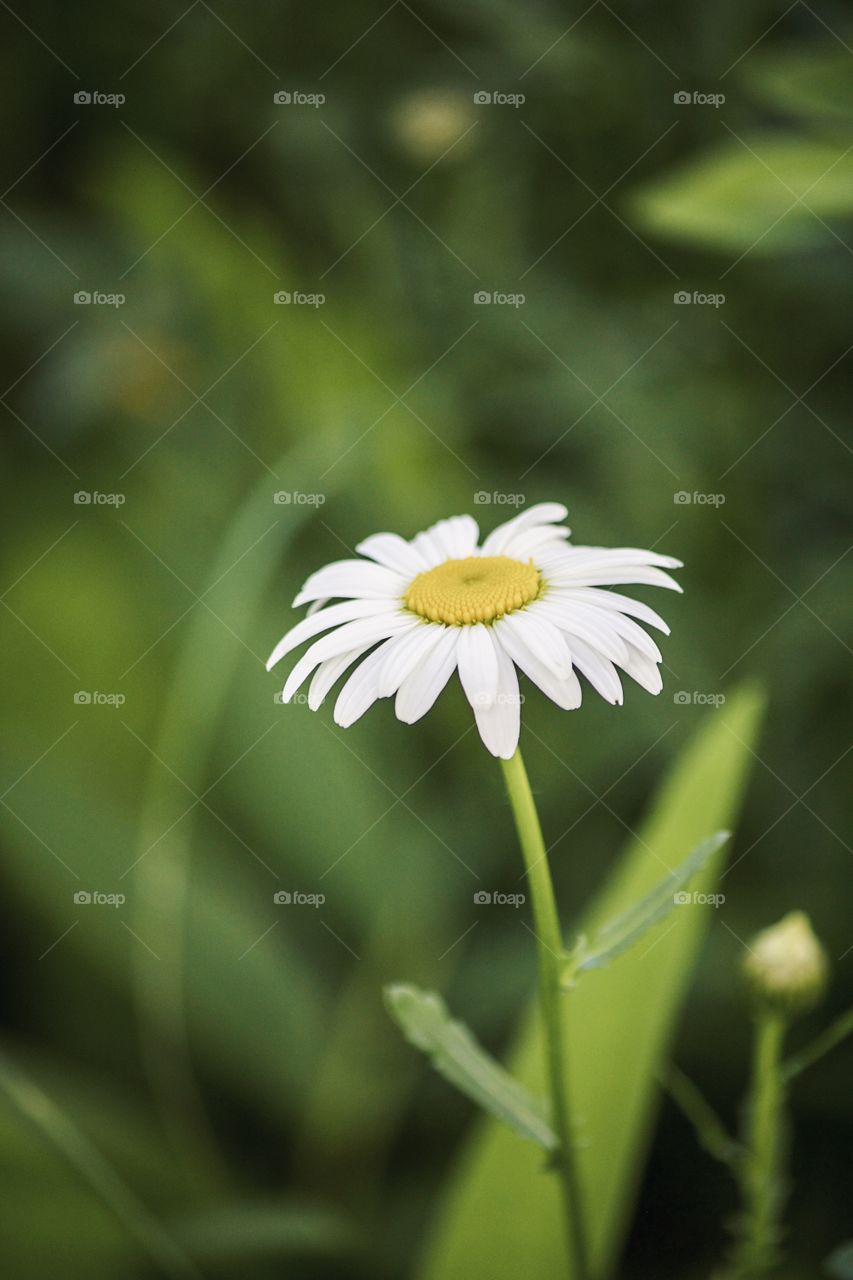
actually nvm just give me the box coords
[405,555,540,625]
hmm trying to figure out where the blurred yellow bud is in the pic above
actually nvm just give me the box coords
[743,911,828,1016]
[390,88,477,165]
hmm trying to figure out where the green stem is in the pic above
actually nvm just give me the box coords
[500,747,589,1280]
[729,1013,788,1278]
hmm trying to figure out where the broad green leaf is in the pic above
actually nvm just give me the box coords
[632,139,853,252]
[565,830,729,980]
[418,685,765,1280]
[385,984,557,1152]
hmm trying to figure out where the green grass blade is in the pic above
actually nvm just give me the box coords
[418,685,765,1280]
[385,984,557,1152]
[0,1048,201,1280]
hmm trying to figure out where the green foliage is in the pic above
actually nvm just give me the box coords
[2,0,852,1270]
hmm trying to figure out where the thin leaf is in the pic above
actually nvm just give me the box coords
[384,984,557,1152]
[782,1006,853,1083]
[660,1063,741,1168]
[565,830,730,980]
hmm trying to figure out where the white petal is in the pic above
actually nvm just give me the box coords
[356,532,428,575]
[283,612,416,686]
[377,623,447,697]
[541,546,683,593]
[481,502,569,556]
[568,636,623,704]
[308,645,374,709]
[456,623,501,710]
[333,644,395,728]
[496,609,573,679]
[503,526,570,559]
[280,616,413,704]
[545,545,683,571]
[294,560,406,606]
[410,515,479,566]
[471,635,522,759]
[546,586,671,634]
[533,599,629,665]
[267,599,398,670]
[595,609,662,663]
[617,642,664,695]
[395,628,461,723]
[544,566,683,592]
[545,596,655,660]
[493,619,582,710]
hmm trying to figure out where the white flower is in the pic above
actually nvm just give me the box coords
[266,503,681,759]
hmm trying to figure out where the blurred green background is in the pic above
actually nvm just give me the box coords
[1,1,851,1276]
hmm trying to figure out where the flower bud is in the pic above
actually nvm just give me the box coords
[390,89,477,165]
[743,911,828,1016]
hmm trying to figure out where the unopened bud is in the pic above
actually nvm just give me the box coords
[743,911,828,1015]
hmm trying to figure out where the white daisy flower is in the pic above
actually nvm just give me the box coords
[266,503,681,759]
